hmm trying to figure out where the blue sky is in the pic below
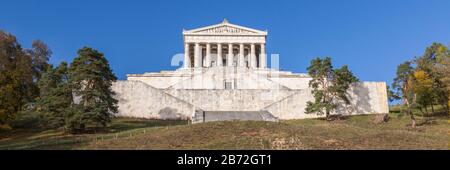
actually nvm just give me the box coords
[1,0,449,85]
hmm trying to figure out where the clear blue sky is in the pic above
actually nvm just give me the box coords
[1,0,449,85]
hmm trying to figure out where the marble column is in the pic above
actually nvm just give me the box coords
[206,43,211,67]
[194,43,201,68]
[239,43,244,67]
[228,43,233,66]
[184,43,191,68]
[250,44,256,68]
[260,43,266,68]
[217,44,223,67]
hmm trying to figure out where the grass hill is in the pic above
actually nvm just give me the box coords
[0,110,448,150]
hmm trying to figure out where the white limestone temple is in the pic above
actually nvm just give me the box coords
[112,20,389,122]
[182,19,268,69]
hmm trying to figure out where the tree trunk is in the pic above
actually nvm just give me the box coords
[405,98,416,128]
[410,111,416,128]
[431,104,435,113]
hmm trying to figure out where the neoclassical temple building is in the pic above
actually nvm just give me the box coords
[182,19,267,69]
[112,20,389,122]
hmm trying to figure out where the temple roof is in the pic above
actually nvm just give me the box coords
[183,19,267,36]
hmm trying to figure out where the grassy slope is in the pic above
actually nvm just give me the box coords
[0,113,448,150]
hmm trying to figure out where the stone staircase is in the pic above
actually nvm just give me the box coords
[192,109,279,124]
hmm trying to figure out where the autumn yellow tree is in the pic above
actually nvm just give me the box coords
[409,70,434,114]
[433,45,450,108]
[415,43,449,113]
[0,31,35,130]
[393,43,449,128]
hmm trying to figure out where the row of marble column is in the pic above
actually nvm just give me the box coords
[184,43,266,69]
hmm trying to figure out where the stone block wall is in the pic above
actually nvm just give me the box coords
[112,81,195,119]
[264,82,389,119]
[112,81,388,120]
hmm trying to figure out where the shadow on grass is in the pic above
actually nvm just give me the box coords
[107,118,189,133]
[422,111,449,117]
[317,114,352,121]
[65,118,190,134]
[0,117,190,149]
[0,129,90,150]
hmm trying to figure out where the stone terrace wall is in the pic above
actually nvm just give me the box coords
[264,82,389,119]
[112,81,388,120]
[164,89,296,111]
[112,81,195,119]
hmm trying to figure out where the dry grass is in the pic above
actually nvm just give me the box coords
[0,113,448,150]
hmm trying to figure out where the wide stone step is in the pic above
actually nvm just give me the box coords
[192,110,278,123]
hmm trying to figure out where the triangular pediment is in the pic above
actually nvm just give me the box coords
[193,25,258,34]
[183,20,267,36]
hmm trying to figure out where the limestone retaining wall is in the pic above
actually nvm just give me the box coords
[112,81,195,119]
[164,89,296,111]
[112,81,388,120]
[265,82,389,119]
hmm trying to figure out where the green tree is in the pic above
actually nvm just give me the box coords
[36,62,72,128]
[305,57,359,119]
[410,70,434,114]
[433,45,450,110]
[27,40,52,82]
[0,30,34,128]
[415,43,449,113]
[386,85,400,102]
[392,61,416,127]
[67,47,118,132]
